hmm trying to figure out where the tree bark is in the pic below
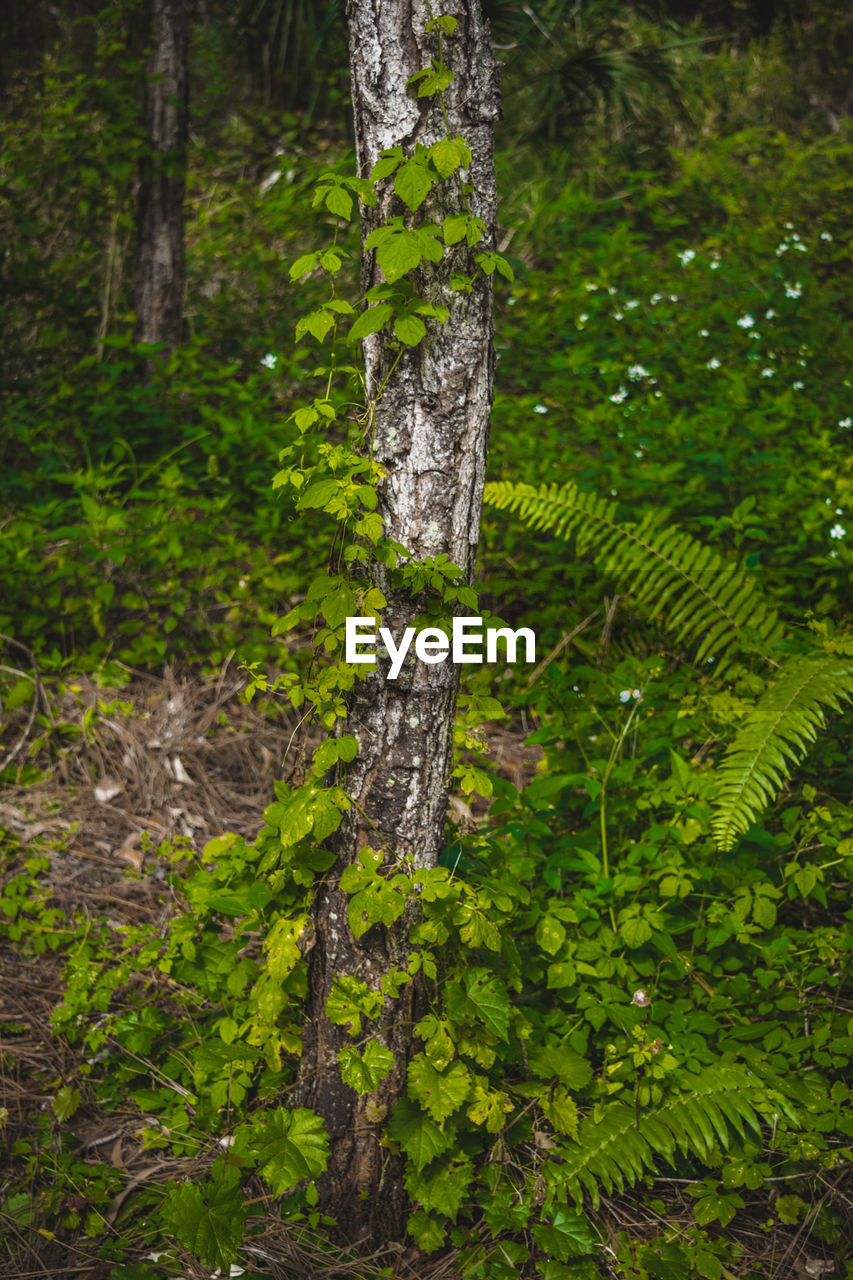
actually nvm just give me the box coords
[294,0,500,1246]
[134,0,188,351]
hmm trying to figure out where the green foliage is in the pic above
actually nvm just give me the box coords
[713,650,853,850]
[484,478,783,670]
[3,4,853,1278]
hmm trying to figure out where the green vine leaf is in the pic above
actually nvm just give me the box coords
[395,157,434,212]
[406,63,454,97]
[407,1054,471,1123]
[338,1040,396,1095]
[394,313,427,346]
[430,136,471,179]
[425,14,459,36]
[235,1107,329,1195]
[347,303,393,343]
[388,1098,456,1171]
[161,1166,246,1268]
[365,218,443,282]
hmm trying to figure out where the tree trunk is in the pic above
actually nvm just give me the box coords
[294,0,500,1246]
[134,0,188,350]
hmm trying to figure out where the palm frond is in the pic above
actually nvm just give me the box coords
[560,1065,793,1209]
[712,651,853,851]
[483,480,782,671]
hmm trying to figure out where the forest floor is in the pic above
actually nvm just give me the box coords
[0,669,844,1278]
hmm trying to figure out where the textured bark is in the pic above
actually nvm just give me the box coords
[134,0,187,350]
[294,0,500,1246]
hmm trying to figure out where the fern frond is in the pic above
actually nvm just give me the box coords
[712,652,853,851]
[483,481,783,670]
[559,1065,791,1209]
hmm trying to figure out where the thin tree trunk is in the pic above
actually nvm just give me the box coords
[134,0,188,350]
[294,0,500,1245]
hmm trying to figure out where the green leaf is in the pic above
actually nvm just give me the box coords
[322,580,357,628]
[405,1154,473,1219]
[619,909,654,948]
[265,914,309,982]
[371,147,404,181]
[394,313,427,346]
[322,185,353,219]
[295,308,335,344]
[289,252,319,281]
[425,14,459,35]
[462,968,510,1041]
[338,1040,396,1095]
[528,1043,593,1090]
[161,1170,246,1268]
[536,913,567,956]
[407,1054,470,1123]
[408,1208,446,1252]
[347,303,393,343]
[388,1098,456,1171]
[430,136,470,178]
[326,975,384,1036]
[52,1086,81,1121]
[309,794,341,843]
[395,159,433,213]
[531,1208,595,1262]
[365,224,424,282]
[237,1107,329,1195]
[443,213,468,245]
[298,478,339,509]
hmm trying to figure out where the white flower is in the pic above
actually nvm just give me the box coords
[669,294,679,302]
[820,231,833,242]
[578,313,588,325]
[612,310,624,320]
[631,989,651,1007]
[775,244,788,255]
[627,364,651,380]
[709,258,721,269]
[839,417,852,428]
[260,353,277,369]
[585,282,598,291]
[608,286,617,296]
[793,381,804,389]
[619,689,641,703]
[650,293,663,305]
[765,309,776,319]
[533,403,548,414]
[699,328,709,337]
[830,524,846,539]
[677,249,696,265]
[625,299,639,309]
[785,282,802,299]
[795,242,807,252]
[761,368,774,378]
[610,388,628,404]
[737,314,755,329]
[508,296,516,306]
[706,357,720,370]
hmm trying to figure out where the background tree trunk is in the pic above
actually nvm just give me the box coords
[294,0,500,1246]
[134,0,188,350]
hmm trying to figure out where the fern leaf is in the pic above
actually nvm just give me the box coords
[558,1065,785,1210]
[483,481,782,669]
[712,652,853,851]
